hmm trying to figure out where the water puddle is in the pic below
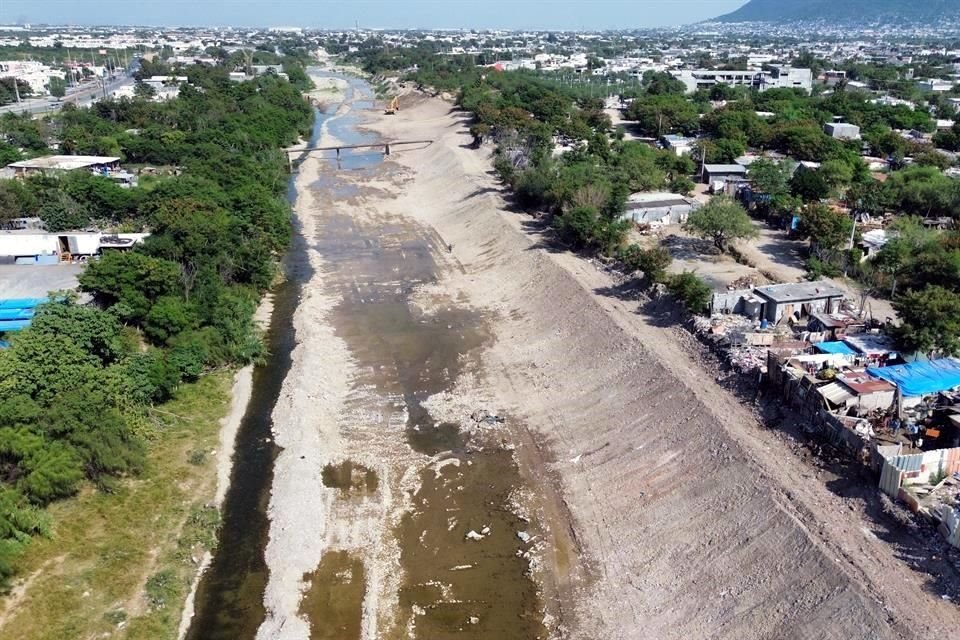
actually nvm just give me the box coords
[322,460,380,494]
[397,450,545,639]
[299,551,366,640]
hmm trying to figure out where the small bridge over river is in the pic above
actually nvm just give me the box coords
[286,140,433,169]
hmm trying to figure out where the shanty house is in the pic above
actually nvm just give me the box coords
[752,281,846,324]
[701,163,747,185]
[621,192,700,226]
[807,311,865,341]
[816,371,896,415]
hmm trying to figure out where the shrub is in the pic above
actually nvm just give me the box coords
[619,244,673,283]
[805,256,842,279]
[668,271,712,313]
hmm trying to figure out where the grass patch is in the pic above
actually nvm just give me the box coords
[0,372,233,640]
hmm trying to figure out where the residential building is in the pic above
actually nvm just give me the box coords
[916,78,955,93]
[701,163,747,186]
[620,192,700,226]
[824,122,862,140]
[660,134,694,157]
[752,281,846,324]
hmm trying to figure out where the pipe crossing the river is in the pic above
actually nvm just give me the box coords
[286,140,433,170]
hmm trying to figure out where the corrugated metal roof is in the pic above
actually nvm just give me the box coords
[8,155,120,171]
[704,164,747,173]
[819,381,855,406]
[844,333,897,357]
[836,371,894,395]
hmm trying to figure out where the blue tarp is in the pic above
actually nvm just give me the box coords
[867,358,960,397]
[816,341,857,356]
[0,308,34,321]
[0,320,31,332]
[0,340,8,349]
[0,298,46,310]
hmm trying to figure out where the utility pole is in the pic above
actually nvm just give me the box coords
[843,212,858,278]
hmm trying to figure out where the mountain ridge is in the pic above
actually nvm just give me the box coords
[714,0,958,24]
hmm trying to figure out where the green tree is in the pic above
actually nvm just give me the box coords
[79,251,182,322]
[668,176,695,196]
[625,95,699,137]
[798,203,853,261]
[144,296,197,344]
[893,286,960,357]
[133,81,156,100]
[790,166,831,202]
[38,192,90,232]
[748,159,792,197]
[47,77,67,100]
[684,195,757,252]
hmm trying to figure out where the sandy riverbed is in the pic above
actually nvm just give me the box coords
[254,87,960,640]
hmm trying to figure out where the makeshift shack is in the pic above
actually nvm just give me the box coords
[753,281,846,324]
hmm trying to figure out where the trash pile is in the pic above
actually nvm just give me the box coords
[727,345,770,373]
[692,314,776,373]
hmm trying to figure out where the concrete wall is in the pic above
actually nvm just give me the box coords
[710,289,752,315]
[764,295,842,324]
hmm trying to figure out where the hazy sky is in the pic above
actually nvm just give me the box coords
[0,0,748,30]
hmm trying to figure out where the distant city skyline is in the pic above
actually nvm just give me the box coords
[0,0,748,30]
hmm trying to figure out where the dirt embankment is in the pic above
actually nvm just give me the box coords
[363,97,960,639]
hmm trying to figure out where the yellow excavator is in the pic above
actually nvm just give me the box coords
[384,96,399,115]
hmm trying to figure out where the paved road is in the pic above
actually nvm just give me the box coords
[0,62,138,114]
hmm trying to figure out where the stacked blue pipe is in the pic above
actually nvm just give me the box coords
[0,298,46,333]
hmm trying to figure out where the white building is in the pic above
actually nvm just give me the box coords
[0,231,147,263]
[671,65,812,95]
[0,60,64,96]
[824,122,862,140]
[916,79,955,93]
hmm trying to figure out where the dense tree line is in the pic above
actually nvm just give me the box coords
[0,65,312,587]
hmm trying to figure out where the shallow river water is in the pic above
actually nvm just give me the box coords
[187,72,544,640]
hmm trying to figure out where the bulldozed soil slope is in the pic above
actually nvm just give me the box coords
[366,97,959,639]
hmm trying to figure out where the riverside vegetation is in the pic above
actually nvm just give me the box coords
[0,60,313,601]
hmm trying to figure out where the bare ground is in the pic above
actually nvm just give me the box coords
[358,95,960,639]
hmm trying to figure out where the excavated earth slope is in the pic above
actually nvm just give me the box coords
[367,96,960,639]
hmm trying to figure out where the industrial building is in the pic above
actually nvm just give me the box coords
[4,155,119,177]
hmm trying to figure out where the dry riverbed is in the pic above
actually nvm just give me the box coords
[258,86,572,639]
[255,84,960,640]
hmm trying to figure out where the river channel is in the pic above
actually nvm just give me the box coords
[183,79,336,640]
[187,72,545,639]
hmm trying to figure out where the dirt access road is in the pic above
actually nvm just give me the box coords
[260,87,960,639]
